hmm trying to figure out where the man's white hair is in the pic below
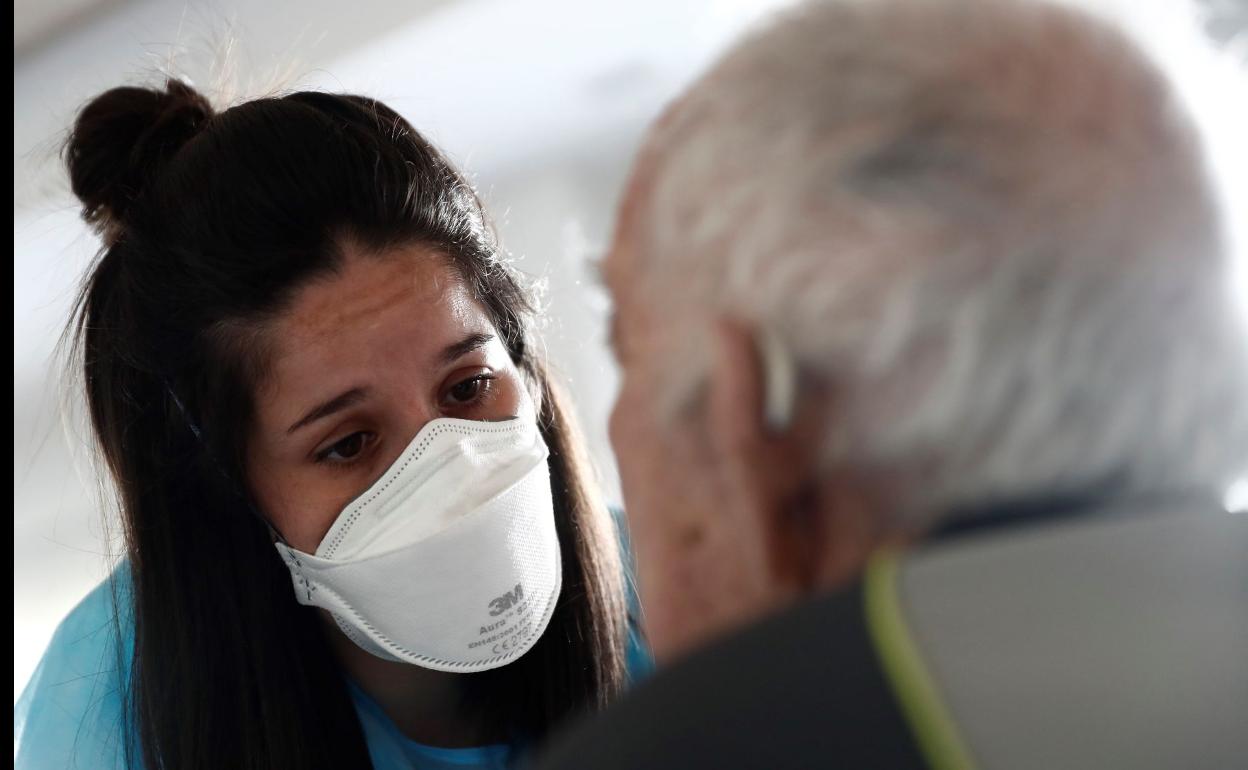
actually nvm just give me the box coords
[626,0,1248,526]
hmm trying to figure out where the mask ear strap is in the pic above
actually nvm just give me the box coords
[266,520,292,547]
[162,378,295,551]
[163,378,203,439]
[757,325,796,431]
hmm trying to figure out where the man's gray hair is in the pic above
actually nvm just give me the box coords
[625,0,1248,526]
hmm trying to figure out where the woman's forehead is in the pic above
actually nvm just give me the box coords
[257,248,493,398]
[283,247,468,338]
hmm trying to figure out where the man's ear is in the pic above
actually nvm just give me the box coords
[706,319,823,590]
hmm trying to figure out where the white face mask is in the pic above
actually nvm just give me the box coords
[274,416,562,673]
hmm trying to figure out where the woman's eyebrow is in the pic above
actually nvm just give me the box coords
[285,334,493,436]
[287,387,371,435]
[438,332,494,366]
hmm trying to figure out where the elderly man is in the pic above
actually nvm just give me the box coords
[537,0,1248,768]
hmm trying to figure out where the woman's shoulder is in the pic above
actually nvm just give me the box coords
[15,561,137,770]
[52,562,133,637]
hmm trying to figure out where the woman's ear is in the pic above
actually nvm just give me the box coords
[705,319,825,591]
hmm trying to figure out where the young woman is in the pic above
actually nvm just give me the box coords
[14,79,649,770]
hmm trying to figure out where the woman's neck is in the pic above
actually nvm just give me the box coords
[319,610,503,748]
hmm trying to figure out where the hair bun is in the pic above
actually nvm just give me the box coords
[66,79,214,242]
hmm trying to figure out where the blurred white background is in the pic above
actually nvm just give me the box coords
[14,0,1247,704]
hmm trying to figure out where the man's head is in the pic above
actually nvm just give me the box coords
[606,0,1248,663]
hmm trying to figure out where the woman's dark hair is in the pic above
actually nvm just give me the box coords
[63,78,627,769]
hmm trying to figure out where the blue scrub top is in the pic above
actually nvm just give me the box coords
[14,514,653,770]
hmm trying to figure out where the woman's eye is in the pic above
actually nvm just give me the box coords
[319,432,370,463]
[447,375,492,405]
